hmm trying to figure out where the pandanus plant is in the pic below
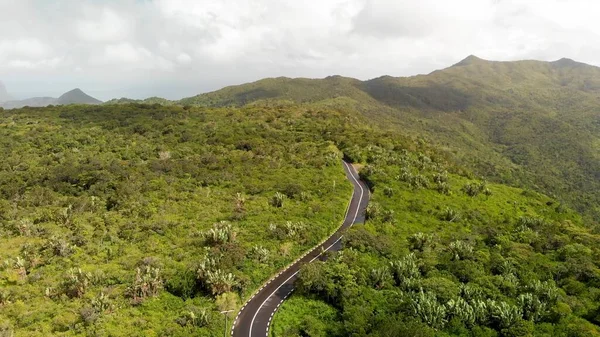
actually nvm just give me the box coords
[407,232,434,252]
[448,240,474,261]
[249,245,270,264]
[129,266,163,302]
[411,290,447,329]
[488,300,523,329]
[370,267,392,289]
[446,297,476,327]
[63,268,92,298]
[203,221,237,245]
[390,253,421,289]
[205,269,236,295]
[270,192,285,208]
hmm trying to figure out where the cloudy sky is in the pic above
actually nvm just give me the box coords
[1,0,599,100]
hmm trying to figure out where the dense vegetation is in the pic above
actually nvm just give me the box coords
[273,144,600,336]
[0,103,366,336]
[3,55,600,336]
[176,56,600,221]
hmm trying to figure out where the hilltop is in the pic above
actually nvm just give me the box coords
[176,56,600,220]
[57,88,102,105]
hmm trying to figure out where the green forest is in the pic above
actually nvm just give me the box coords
[272,144,600,336]
[0,103,361,336]
[2,57,600,337]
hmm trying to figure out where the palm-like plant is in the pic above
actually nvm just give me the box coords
[205,269,236,295]
[409,174,429,189]
[48,236,74,257]
[390,253,421,288]
[91,292,113,313]
[518,293,547,322]
[488,300,523,329]
[63,268,91,298]
[203,221,237,245]
[270,192,285,207]
[433,171,449,184]
[370,267,392,289]
[129,266,163,302]
[179,307,210,327]
[249,245,270,264]
[234,193,245,212]
[439,207,461,222]
[13,256,27,279]
[448,240,474,261]
[0,290,12,306]
[365,203,381,220]
[525,280,559,304]
[436,182,451,195]
[411,290,447,329]
[407,232,434,252]
[446,297,476,327]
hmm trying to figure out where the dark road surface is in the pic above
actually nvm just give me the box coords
[231,161,370,337]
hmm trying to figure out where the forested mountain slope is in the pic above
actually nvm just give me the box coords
[178,56,600,220]
[0,102,599,336]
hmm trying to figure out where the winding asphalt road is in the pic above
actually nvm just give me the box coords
[231,161,369,337]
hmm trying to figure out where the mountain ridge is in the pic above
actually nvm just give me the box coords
[174,55,600,220]
[0,88,102,109]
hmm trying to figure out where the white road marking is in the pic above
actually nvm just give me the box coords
[247,161,366,337]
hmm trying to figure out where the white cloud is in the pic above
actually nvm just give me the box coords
[75,7,132,42]
[0,38,50,59]
[2,0,600,99]
[176,53,192,64]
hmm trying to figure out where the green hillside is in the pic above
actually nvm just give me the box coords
[0,100,599,336]
[273,143,600,337]
[177,56,600,221]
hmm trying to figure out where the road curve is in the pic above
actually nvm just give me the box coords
[231,161,370,337]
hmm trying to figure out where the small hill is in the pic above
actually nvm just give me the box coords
[104,97,174,105]
[0,81,14,102]
[57,88,102,105]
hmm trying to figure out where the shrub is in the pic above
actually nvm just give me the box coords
[270,192,285,207]
[366,203,382,220]
[63,268,91,298]
[383,186,394,197]
[410,290,447,329]
[128,266,163,303]
[203,221,237,245]
[176,307,210,327]
[439,207,461,222]
[448,240,474,261]
[166,268,197,300]
[408,232,435,252]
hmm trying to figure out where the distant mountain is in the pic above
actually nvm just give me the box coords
[0,88,102,109]
[0,81,14,102]
[57,88,102,105]
[1,97,57,109]
[104,96,173,105]
[178,56,600,219]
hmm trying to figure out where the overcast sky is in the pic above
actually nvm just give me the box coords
[1,0,599,100]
